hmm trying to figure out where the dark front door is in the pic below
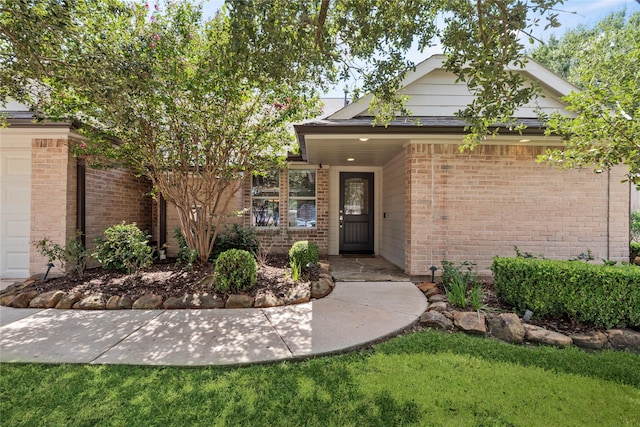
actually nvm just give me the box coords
[339,172,374,254]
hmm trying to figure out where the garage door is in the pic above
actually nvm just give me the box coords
[0,146,31,278]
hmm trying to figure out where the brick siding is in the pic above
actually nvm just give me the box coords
[405,143,630,276]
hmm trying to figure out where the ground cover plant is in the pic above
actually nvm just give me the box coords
[1,330,638,426]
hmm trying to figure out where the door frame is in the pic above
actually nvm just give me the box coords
[339,172,375,254]
[328,166,381,256]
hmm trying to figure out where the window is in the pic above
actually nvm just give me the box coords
[288,169,316,228]
[252,171,279,227]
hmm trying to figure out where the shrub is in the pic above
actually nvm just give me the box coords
[173,227,198,271]
[210,224,259,261]
[214,249,257,293]
[288,240,319,270]
[34,230,90,276]
[93,222,153,274]
[491,257,640,329]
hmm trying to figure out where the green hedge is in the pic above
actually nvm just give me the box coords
[491,257,640,329]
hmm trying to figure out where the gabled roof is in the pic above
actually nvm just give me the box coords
[327,54,579,120]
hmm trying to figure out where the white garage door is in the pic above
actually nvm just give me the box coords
[0,146,31,278]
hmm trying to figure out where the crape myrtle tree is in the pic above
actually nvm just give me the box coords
[1,0,563,263]
[531,11,640,186]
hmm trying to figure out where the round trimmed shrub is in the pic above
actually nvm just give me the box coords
[289,240,319,269]
[214,249,257,293]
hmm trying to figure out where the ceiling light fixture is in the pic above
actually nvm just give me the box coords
[347,157,355,162]
[519,139,531,143]
[358,137,369,142]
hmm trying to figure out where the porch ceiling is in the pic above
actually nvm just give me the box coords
[303,134,410,166]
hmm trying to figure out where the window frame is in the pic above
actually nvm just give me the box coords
[288,168,317,229]
[251,170,280,228]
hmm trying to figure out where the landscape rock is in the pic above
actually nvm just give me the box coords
[570,331,608,350]
[0,280,33,297]
[417,282,439,297]
[106,296,121,310]
[254,292,284,308]
[524,324,572,347]
[183,294,225,309]
[488,313,525,343]
[117,295,133,309]
[285,287,311,305]
[311,278,333,299]
[55,292,83,309]
[607,329,640,352]
[427,301,448,312]
[428,294,448,303]
[419,310,454,330]
[132,293,163,309]
[29,290,65,308]
[74,293,106,310]
[0,295,16,306]
[453,311,487,335]
[11,291,39,308]
[163,296,187,309]
[226,294,254,309]
[318,273,335,287]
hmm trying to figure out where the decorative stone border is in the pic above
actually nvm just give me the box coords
[0,262,335,310]
[417,282,640,353]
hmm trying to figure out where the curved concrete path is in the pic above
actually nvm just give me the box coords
[0,281,427,366]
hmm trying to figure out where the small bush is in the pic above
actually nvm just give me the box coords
[491,257,640,329]
[93,222,153,274]
[288,240,319,270]
[214,249,257,293]
[174,227,198,271]
[34,230,90,276]
[210,224,259,261]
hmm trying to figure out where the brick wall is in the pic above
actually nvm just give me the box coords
[29,136,153,275]
[84,166,153,253]
[30,138,77,276]
[405,143,630,276]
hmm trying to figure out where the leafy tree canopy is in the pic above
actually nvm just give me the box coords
[532,11,640,185]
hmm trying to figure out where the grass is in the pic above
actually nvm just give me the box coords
[1,330,639,426]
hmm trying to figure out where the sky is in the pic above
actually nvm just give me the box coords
[200,0,640,97]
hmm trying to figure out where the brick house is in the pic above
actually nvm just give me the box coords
[0,102,153,278]
[1,55,631,278]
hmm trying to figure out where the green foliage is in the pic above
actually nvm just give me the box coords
[631,210,640,242]
[211,224,259,261]
[288,240,319,271]
[630,242,640,263]
[173,227,198,271]
[491,257,640,328]
[468,285,485,311]
[533,11,640,185]
[213,249,257,293]
[290,261,301,282]
[93,222,153,274]
[441,261,479,309]
[33,230,90,276]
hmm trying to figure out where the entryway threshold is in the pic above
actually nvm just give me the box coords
[329,255,410,282]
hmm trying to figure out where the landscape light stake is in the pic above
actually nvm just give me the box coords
[42,262,55,282]
[429,265,437,283]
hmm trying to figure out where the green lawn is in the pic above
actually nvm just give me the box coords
[1,330,639,426]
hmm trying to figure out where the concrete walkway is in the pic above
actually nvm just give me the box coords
[0,280,426,366]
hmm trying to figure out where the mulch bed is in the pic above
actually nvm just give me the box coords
[13,255,317,302]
